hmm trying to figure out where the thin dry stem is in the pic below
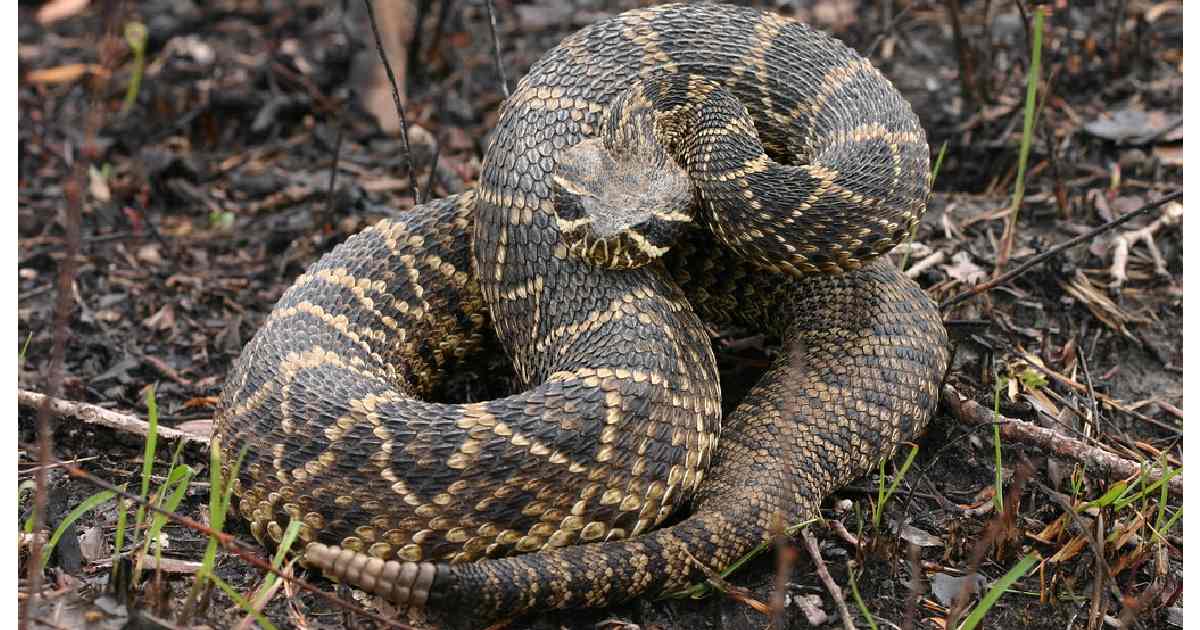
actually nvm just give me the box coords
[362,0,422,205]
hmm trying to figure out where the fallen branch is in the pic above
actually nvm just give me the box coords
[941,384,1181,497]
[17,390,209,446]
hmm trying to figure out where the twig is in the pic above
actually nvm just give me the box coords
[362,0,421,205]
[942,384,1182,497]
[323,120,344,226]
[423,132,441,204]
[31,451,413,630]
[944,0,982,107]
[1076,339,1103,436]
[1087,510,1105,630]
[1108,200,1181,289]
[1016,352,1181,436]
[17,390,208,446]
[940,191,1182,310]
[24,21,93,620]
[864,3,913,58]
[900,542,922,630]
[18,456,100,475]
[484,0,509,98]
[769,516,795,630]
[903,250,945,278]
[800,529,856,630]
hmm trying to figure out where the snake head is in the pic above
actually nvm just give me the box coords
[551,136,694,269]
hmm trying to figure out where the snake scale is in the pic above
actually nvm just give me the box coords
[212,3,949,624]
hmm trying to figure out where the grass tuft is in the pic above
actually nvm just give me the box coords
[873,443,919,531]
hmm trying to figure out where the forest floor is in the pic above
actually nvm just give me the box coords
[17,0,1182,628]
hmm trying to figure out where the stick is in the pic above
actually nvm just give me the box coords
[801,529,856,630]
[17,390,208,446]
[484,0,509,98]
[942,384,1182,497]
[362,0,422,205]
[940,190,1182,310]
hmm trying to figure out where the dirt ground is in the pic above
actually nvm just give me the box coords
[17,0,1182,629]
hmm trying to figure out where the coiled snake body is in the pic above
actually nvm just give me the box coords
[213,3,949,622]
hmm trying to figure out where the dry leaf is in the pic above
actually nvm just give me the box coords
[1029,512,1069,544]
[1084,109,1183,145]
[1047,534,1088,563]
[944,251,987,285]
[135,244,162,266]
[899,523,944,547]
[182,396,219,409]
[26,63,108,84]
[79,525,107,562]
[175,419,213,437]
[1061,270,1147,337]
[1152,145,1183,166]
[36,0,89,24]
[143,304,175,331]
[930,572,986,607]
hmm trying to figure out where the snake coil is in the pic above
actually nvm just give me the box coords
[214,3,948,624]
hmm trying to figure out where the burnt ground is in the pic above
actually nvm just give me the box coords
[16,0,1182,629]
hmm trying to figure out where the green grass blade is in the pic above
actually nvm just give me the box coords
[992,378,1006,513]
[665,518,817,599]
[1112,467,1180,512]
[210,573,280,630]
[1078,480,1128,512]
[143,465,194,561]
[140,385,159,499]
[847,563,878,630]
[899,142,948,271]
[252,519,302,609]
[19,331,32,367]
[41,490,116,568]
[883,445,919,511]
[1159,507,1182,537]
[930,140,948,186]
[1005,6,1046,225]
[112,490,129,583]
[958,553,1040,630]
[135,385,161,538]
[197,445,247,580]
[121,22,148,113]
[20,480,37,534]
